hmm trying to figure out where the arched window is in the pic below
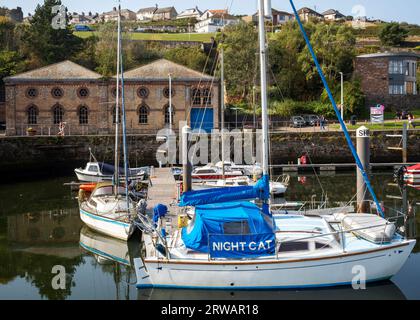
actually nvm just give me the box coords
[112,106,122,124]
[192,88,201,105]
[138,104,149,124]
[164,104,174,125]
[53,104,64,124]
[79,106,88,124]
[203,88,212,105]
[27,105,38,124]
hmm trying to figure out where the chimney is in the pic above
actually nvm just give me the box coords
[113,7,117,11]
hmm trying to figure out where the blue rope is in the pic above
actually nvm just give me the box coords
[289,0,384,217]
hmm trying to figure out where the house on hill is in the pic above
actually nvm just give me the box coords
[199,9,229,21]
[0,6,24,22]
[322,9,346,21]
[101,7,136,22]
[298,7,323,22]
[195,13,239,33]
[136,6,158,21]
[245,8,294,26]
[177,7,202,20]
[152,7,178,21]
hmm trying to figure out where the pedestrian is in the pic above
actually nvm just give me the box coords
[320,115,325,131]
[408,113,416,129]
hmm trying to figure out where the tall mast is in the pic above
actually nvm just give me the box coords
[169,73,172,132]
[114,2,121,195]
[220,47,225,179]
[258,0,269,177]
[119,13,130,215]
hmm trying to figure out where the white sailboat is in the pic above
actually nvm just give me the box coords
[78,3,141,241]
[133,0,415,289]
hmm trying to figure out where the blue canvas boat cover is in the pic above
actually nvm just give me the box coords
[179,174,270,207]
[181,201,275,258]
[99,162,124,175]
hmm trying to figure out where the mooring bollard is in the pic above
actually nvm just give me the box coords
[356,126,370,213]
[182,125,192,192]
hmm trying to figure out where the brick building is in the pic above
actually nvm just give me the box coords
[354,52,419,111]
[4,59,220,136]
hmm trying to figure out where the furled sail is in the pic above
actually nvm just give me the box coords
[179,175,270,207]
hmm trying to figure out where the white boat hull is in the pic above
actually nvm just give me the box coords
[75,169,144,183]
[134,240,415,289]
[80,208,134,241]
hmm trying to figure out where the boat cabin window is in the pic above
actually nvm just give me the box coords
[223,221,250,235]
[194,169,216,174]
[237,181,248,186]
[279,241,309,252]
[315,242,332,250]
[88,165,98,173]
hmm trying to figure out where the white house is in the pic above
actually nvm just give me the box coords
[195,13,239,33]
[101,7,137,22]
[198,9,228,21]
[177,7,202,20]
[136,6,157,21]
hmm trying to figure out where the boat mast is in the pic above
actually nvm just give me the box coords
[118,3,131,213]
[258,0,269,177]
[114,1,121,195]
[220,47,225,179]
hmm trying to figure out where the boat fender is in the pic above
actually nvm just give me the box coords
[153,204,168,226]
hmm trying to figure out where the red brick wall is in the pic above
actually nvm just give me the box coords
[354,57,389,97]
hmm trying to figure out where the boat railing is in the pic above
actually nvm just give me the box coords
[202,211,405,261]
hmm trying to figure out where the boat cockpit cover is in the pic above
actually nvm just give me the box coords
[179,174,270,207]
[99,162,124,175]
[181,201,275,258]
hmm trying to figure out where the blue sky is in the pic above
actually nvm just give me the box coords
[2,0,419,24]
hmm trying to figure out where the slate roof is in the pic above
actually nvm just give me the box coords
[4,60,102,82]
[121,59,215,81]
[137,7,158,14]
[322,9,345,17]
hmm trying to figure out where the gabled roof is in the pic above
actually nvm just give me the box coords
[298,7,322,16]
[209,9,228,14]
[4,60,102,82]
[121,59,214,81]
[137,7,158,14]
[322,9,345,17]
[155,6,177,14]
[272,9,294,16]
[178,8,203,16]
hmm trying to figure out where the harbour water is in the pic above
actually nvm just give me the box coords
[0,172,419,300]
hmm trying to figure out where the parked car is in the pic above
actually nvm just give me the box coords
[290,116,306,128]
[301,114,320,126]
[74,25,92,32]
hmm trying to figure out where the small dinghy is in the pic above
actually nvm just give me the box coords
[341,214,396,244]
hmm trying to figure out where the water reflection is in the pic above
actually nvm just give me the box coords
[0,173,418,299]
[138,281,406,300]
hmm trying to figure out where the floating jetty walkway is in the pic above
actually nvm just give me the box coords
[146,167,178,214]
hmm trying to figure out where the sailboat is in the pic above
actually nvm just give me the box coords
[78,4,142,241]
[133,0,415,289]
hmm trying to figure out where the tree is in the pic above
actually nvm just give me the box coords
[0,51,24,79]
[222,22,258,101]
[164,47,207,72]
[21,0,82,66]
[0,16,16,51]
[379,23,408,46]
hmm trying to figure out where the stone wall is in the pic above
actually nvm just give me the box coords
[0,130,418,178]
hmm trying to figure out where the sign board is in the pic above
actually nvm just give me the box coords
[356,126,370,138]
[370,104,385,124]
